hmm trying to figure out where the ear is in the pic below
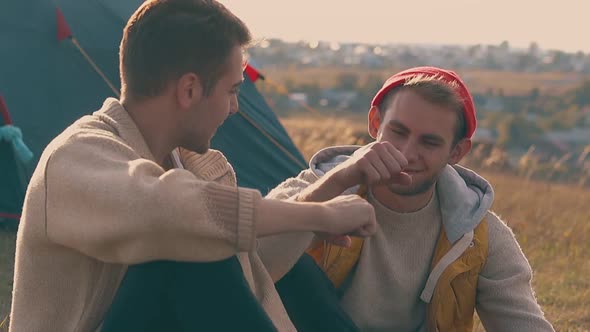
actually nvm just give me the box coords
[368,105,381,139]
[449,138,472,165]
[175,73,203,110]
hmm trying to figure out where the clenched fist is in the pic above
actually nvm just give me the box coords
[319,194,377,238]
[331,141,412,189]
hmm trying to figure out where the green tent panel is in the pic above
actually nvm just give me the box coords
[0,0,306,221]
[0,0,144,158]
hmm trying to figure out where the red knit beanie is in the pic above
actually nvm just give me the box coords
[371,66,477,139]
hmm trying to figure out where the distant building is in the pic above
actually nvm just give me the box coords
[482,96,505,112]
[544,128,590,147]
[320,89,359,109]
[288,93,308,108]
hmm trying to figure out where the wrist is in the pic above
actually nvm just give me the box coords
[325,168,354,192]
[309,203,333,233]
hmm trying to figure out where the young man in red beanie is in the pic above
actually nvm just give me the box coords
[262,67,555,331]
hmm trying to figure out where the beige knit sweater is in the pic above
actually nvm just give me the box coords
[9,98,296,332]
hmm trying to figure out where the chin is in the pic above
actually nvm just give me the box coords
[388,179,435,196]
[193,145,210,154]
[183,140,210,154]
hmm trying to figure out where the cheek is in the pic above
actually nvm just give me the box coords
[423,150,450,169]
[378,133,403,148]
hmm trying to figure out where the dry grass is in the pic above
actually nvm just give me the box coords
[282,114,590,331]
[0,231,15,332]
[280,113,370,160]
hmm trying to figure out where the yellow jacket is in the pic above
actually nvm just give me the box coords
[308,218,488,332]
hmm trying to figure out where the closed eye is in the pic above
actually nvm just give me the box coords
[391,129,407,136]
[423,139,443,147]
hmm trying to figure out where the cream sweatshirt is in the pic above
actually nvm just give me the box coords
[9,98,296,332]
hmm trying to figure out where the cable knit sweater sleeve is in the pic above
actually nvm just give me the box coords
[476,212,555,331]
[258,169,319,281]
[43,131,260,264]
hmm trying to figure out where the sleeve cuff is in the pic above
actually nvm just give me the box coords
[236,188,261,252]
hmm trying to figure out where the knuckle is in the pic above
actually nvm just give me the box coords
[357,158,368,168]
[399,155,409,166]
[366,150,377,159]
[373,143,385,152]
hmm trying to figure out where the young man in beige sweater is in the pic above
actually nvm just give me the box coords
[261,67,555,331]
[9,1,377,331]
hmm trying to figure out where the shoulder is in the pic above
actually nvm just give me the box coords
[481,210,533,276]
[44,116,131,163]
[484,211,519,246]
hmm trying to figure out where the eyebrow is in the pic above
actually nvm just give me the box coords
[421,134,445,144]
[388,120,446,144]
[388,120,409,132]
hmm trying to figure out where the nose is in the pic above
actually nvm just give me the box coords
[398,139,419,163]
[229,95,239,115]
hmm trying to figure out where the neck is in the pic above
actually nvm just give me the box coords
[372,184,435,213]
[121,95,177,166]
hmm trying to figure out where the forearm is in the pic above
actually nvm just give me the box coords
[296,171,349,202]
[259,171,329,281]
[256,198,327,236]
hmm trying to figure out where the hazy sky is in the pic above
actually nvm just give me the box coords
[221,0,589,53]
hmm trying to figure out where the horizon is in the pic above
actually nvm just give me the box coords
[221,0,590,54]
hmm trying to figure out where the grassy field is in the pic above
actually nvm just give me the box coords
[262,65,590,96]
[1,115,589,331]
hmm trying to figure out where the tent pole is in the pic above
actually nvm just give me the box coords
[0,212,20,220]
[70,38,121,98]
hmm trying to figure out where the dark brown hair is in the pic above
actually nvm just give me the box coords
[120,0,251,98]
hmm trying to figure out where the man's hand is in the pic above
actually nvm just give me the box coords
[318,194,377,237]
[256,194,376,238]
[330,141,412,190]
[297,142,412,204]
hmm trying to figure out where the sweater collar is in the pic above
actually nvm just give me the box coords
[93,98,235,184]
[367,188,441,230]
[93,98,156,162]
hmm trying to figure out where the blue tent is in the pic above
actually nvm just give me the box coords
[0,0,305,223]
[0,97,32,223]
[0,0,144,158]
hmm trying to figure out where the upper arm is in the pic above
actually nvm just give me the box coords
[476,212,554,331]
